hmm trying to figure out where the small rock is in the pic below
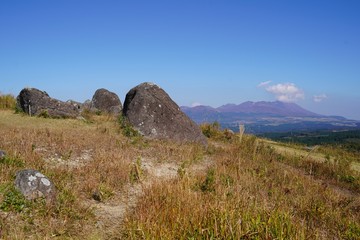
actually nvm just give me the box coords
[15,169,56,201]
[0,150,6,160]
[92,189,102,202]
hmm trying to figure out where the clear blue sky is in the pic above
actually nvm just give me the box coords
[1,0,359,119]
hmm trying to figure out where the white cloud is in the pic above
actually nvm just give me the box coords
[257,81,272,87]
[313,94,328,103]
[191,102,202,107]
[264,83,304,102]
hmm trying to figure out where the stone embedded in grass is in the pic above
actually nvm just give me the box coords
[0,150,6,159]
[123,82,207,145]
[15,169,56,201]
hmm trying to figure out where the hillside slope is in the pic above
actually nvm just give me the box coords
[0,110,359,239]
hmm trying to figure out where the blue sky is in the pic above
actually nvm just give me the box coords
[1,0,359,119]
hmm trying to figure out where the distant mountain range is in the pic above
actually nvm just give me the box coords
[181,101,360,134]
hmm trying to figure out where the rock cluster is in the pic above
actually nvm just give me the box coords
[16,83,206,145]
[16,88,123,118]
[11,82,207,201]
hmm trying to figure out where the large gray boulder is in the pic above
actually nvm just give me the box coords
[15,169,56,201]
[123,82,207,145]
[17,88,79,118]
[91,88,122,114]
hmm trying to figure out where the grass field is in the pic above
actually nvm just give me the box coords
[0,110,359,239]
[261,139,360,173]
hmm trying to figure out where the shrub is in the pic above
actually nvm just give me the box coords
[201,122,235,141]
[38,110,50,118]
[118,115,140,138]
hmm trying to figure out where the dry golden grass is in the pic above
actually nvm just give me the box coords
[121,136,360,239]
[0,94,16,110]
[0,110,359,239]
[0,110,132,238]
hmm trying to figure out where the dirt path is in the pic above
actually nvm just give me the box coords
[90,155,214,237]
[34,143,214,237]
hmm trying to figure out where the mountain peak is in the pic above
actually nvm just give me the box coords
[181,101,359,134]
[215,101,319,117]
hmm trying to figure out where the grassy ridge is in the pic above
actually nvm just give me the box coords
[261,130,360,153]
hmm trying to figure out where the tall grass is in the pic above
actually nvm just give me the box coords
[122,131,360,239]
[263,142,360,193]
[0,94,16,110]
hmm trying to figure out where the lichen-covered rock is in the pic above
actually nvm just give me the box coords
[91,88,122,114]
[16,88,79,118]
[123,82,207,145]
[0,150,6,159]
[15,169,56,201]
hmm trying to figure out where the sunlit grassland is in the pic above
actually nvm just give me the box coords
[0,111,359,239]
[122,134,360,239]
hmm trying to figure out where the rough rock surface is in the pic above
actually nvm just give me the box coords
[91,88,122,114]
[17,88,79,118]
[0,150,6,159]
[15,169,56,201]
[82,99,92,111]
[123,82,207,145]
[66,100,82,111]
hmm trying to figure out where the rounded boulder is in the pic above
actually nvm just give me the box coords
[123,82,207,145]
[91,88,122,114]
[15,169,56,201]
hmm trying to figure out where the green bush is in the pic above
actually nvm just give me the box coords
[118,115,140,138]
[201,122,234,141]
[38,110,50,118]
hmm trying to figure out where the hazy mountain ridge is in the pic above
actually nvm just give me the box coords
[181,101,360,134]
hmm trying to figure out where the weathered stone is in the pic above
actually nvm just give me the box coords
[15,169,56,201]
[123,82,207,145]
[91,88,122,114]
[82,99,92,111]
[16,88,79,118]
[66,100,82,110]
[0,150,6,160]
